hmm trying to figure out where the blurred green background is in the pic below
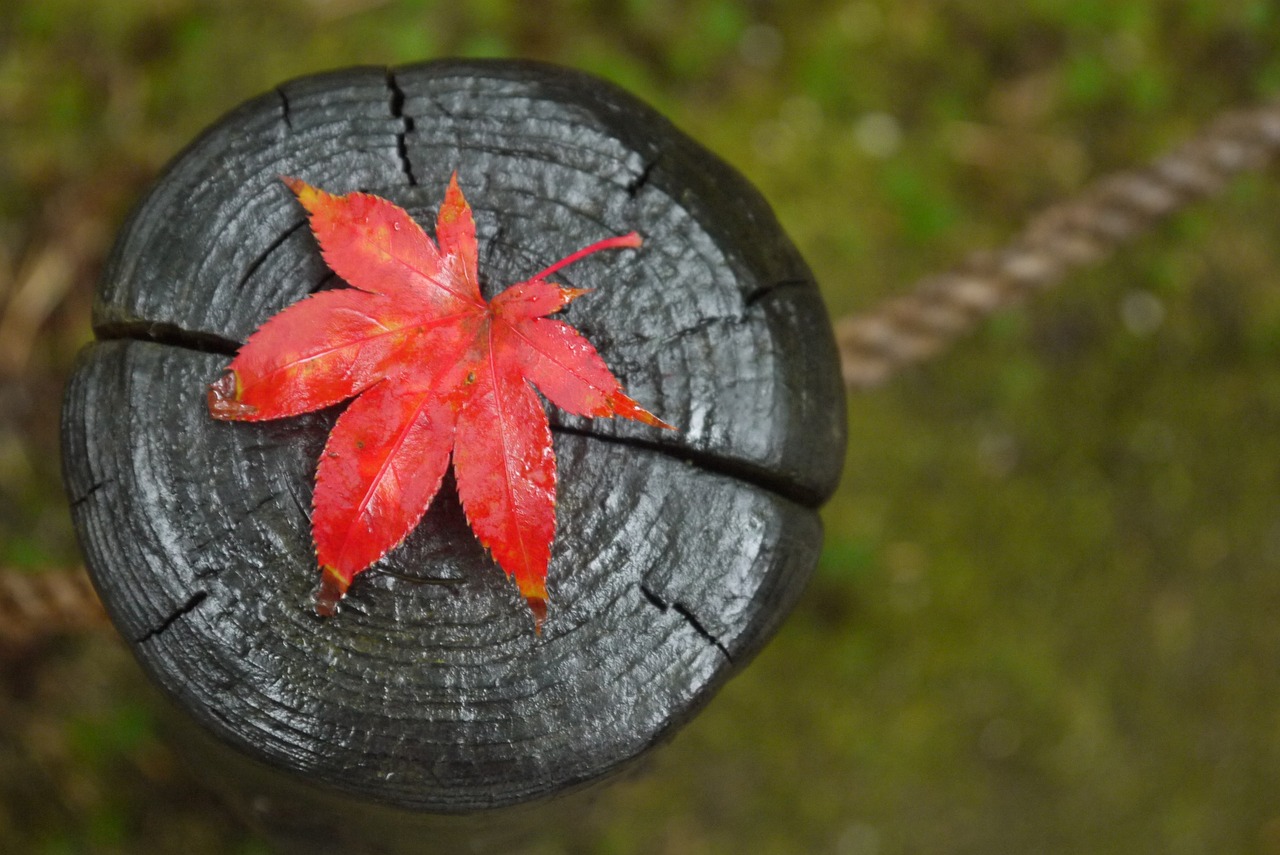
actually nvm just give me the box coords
[4,1,1280,852]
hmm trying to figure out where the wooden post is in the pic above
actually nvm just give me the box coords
[61,60,845,850]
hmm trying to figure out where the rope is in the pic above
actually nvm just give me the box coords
[0,567,108,650]
[10,101,1280,645]
[836,102,1280,389]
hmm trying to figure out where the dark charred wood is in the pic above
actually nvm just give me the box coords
[62,59,845,843]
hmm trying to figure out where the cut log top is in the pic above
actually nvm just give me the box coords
[62,60,846,814]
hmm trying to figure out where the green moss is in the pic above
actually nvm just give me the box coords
[6,2,1280,853]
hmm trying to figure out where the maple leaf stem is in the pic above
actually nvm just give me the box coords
[528,596,547,635]
[315,566,349,617]
[531,232,642,282]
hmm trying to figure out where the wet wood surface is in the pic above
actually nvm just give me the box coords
[62,60,845,820]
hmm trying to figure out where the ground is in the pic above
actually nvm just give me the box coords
[3,1,1280,853]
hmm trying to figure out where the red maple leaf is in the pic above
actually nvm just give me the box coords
[207,175,670,630]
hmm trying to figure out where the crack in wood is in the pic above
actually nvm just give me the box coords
[237,220,308,293]
[626,156,660,198]
[94,320,240,356]
[134,590,208,644]
[551,422,818,508]
[286,486,312,524]
[276,87,293,132]
[422,88,455,120]
[70,477,114,508]
[90,313,822,508]
[386,70,419,186]
[637,584,731,662]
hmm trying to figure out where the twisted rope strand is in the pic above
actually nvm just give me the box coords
[0,567,107,649]
[836,102,1280,389]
